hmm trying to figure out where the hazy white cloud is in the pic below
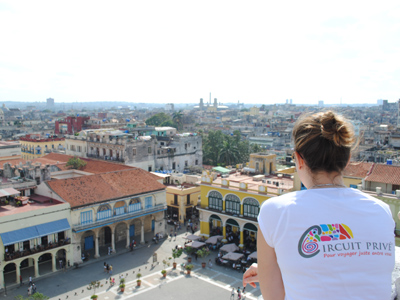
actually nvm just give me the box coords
[0,0,399,105]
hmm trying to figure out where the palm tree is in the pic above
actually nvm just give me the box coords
[172,110,184,131]
[219,136,240,166]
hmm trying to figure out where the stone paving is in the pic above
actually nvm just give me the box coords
[4,225,261,300]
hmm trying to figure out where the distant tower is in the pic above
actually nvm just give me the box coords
[200,98,204,110]
[47,98,54,108]
[397,99,400,129]
[318,100,324,107]
[214,98,218,108]
[209,92,211,105]
[286,99,288,104]
[290,99,293,104]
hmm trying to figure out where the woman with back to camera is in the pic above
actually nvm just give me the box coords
[243,111,395,300]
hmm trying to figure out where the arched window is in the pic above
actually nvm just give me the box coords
[208,191,223,211]
[225,194,240,215]
[243,198,260,218]
[97,204,112,220]
[129,198,142,213]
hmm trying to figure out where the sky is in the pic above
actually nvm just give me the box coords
[0,1,399,105]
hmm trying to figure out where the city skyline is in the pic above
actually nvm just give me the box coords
[0,1,399,105]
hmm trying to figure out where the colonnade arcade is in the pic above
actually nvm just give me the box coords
[77,215,154,260]
[1,248,68,288]
[206,213,258,249]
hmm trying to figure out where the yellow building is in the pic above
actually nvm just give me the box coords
[166,184,200,224]
[198,169,294,248]
[20,135,66,160]
[249,106,260,115]
[246,153,276,175]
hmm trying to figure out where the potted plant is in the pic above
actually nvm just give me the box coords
[161,269,167,277]
[185,246,194,263]
[88,280,100,300]
[185,264,194,275]
[161,259,170,277]
[119,278,125,293]
[196,248,211,268]
[136,273,142,287]
[172,248,183,269]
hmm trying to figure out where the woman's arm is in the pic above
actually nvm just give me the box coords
[257,227,285,300]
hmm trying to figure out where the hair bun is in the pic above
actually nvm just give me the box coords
[320,111,354,147]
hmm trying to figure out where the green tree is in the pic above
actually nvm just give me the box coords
[172,110,184,130]
[66,156,87,170]
[15,292,49,300]
[219,136,240,166]
[204,130,224,165]
[145,113,172,126]
[250,143,263,153]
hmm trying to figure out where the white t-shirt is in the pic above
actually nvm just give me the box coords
[258,188,395,300]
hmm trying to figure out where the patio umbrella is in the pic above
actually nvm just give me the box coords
[220,243,239,253]
[205,235,223,245]
[186,241,206,249]
[222,252,244,261]
[184,234,201,241]
[248,251,257,259]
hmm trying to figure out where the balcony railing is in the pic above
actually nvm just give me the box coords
[4,239,71,262]
[87,154,125,162]
[73,204,167,232]
[200,206,258,221]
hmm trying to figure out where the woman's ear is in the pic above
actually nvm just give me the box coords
[295,152,305,170]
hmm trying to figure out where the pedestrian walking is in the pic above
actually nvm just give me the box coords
[191,227,194,234]
[19,275,23,286]
[108,246,111,255]
[59,259,63,269]
[109,265,113,275]
[27,285,32,296]
[208,259,213,268]
[106,264,110,274]
[32,283,37,293]
[29,276,32,286]
[231,288,235,300]
[174,232,177,240]
[194,251,198,261]
[104,262,107,272]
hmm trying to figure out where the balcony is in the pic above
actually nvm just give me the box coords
[73,204,167,232]
[4,239,71,262]
[87,154,125,162]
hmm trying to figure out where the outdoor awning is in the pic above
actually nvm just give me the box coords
[0,226,40,246]
[186,241,206,249]
[220,243,239,253]
[36,219,71,236]
[0,188,20,197]
[222,252,244,261]
[0,218,71,246]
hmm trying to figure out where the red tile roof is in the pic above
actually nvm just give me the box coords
[33,153,134,174]
[0,158,26,169]
[46,168,166,208]
[343,162,373,178]
[365,163,400,185]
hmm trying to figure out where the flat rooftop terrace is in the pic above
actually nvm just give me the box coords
[0,199,63,217]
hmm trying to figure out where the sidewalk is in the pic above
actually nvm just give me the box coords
[4,224,202,299]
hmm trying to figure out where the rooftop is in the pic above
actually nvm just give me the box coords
[365,163,400,185]
[206,173,293,194]
[0,197,63,217]
[343,162,374,178]
[47,168,166,208]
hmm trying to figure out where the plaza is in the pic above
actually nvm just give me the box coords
[3,226,261,300]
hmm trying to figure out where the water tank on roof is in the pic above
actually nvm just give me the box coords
[387,159,393,165]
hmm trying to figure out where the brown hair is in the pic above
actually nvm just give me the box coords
[292,111,356,174]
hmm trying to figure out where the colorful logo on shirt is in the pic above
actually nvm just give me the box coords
[298,224,354,258]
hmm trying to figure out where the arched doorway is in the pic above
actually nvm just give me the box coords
[115,222,128,249]
[226,219,240,244]
[243,223,258,251]
[209,214,222,236]
[38,253,52,275]
[20,258,35,280]
[81,230,96,259]
[3,262,17,285]
[103,227,112,245]
[56,249,67,270]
